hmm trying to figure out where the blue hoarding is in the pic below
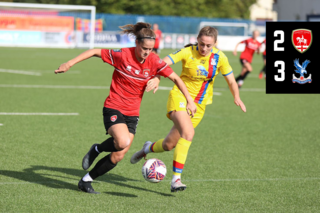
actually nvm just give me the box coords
[0,31,42,44]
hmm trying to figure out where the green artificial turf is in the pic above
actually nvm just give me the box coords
[0,47,319,212]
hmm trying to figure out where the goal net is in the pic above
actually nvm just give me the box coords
[0,2,96,49]
[199,22,249,36]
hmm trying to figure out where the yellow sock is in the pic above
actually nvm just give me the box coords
[172,138,191,176]
[149,139,165,153]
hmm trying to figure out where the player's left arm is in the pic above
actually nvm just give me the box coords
[146,75,161,93]
[224,73,246,112]
[260,40,266,53]
[220,54,246,112]
[257,42,262,54]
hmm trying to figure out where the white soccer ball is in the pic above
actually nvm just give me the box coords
[142,158,167,183]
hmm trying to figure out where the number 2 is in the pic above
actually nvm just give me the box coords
[274,30,284,51]
[274,61,285,81]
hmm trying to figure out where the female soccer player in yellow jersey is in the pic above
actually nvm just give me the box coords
[131,26,247,192]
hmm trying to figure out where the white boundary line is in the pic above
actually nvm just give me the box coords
[159,86,221,95]
[41,70,81,74]
[0,84,264,92]
[0,69,41,76]
[0,84,110,89]
[0,113,79,116]
[184,177,320,182]
[216,73,264,79]
[0,123,3,126]
[215,87,265,92]
[0,84,222,95]
[158,86,173,91]
[0,69,81,75]
[0,177,319,185]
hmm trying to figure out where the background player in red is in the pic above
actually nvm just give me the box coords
[152,23,162,55]
[54,22,196,194]
[233,30,261,88]
[259,39,266,79]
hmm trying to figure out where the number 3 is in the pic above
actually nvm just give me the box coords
[274,30,284,51]
[274,61,285,81]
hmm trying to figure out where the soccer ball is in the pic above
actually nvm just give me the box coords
[142,158,167,183]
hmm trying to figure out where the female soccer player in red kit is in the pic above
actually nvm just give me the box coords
[259,39,266,79]
[233,30,261,88]
[55,22,196,194]
[152,23,162,55]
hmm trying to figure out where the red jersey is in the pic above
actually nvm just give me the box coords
[262,39,266,56]
[240,38,261,63]
[154,29,162,49]
[101,47,173,116]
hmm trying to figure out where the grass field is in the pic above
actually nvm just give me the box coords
[0,47,319,212]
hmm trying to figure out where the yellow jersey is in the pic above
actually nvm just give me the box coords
[168,45,233,105]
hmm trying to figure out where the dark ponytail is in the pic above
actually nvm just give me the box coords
[119,22,156,43]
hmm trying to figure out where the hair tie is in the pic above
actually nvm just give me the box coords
[137,36,155,40]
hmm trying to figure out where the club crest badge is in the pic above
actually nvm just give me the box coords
[110,115,117,122]
[292,29,312,53]
[143,69,150,77]
[211,58,216,66]
[292,59,312,84]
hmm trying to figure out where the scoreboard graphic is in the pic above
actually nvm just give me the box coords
[266,22,320,94]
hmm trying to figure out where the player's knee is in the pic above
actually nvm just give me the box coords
[112,152,126,163]
[181,129,194,141]
[115,137,131,150]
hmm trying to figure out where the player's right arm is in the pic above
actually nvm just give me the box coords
[55,49,102,74]
[167,72,197,117]
[233,40,246,56]
[163,48,188,66]
[233,42,241,56]
[163,57,173,66]
[147,48,188,92]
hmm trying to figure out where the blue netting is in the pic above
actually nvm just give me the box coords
[59,12,262,35]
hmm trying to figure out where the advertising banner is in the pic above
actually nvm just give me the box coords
[0,16,74,32]
[83,32,120,44]
[120,34,135,47]
[163,34,173,48]
[175,34,185,49]
[0,30,42,44]
[44,32,74,46]
[76,18,103,32]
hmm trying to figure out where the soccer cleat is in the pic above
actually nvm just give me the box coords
[78,179,100,194]
[259,72,263,79]
[171,179,187,192]
[82,143,99,170]
[130,141,152,164]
